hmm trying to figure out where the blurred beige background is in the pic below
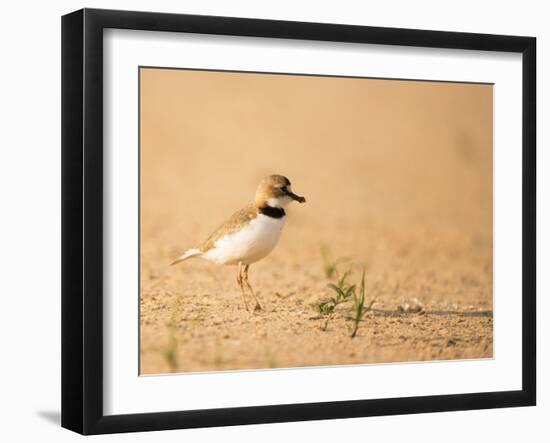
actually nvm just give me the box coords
[140,67,492,374]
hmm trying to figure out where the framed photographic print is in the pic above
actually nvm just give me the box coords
[61,8,536,435]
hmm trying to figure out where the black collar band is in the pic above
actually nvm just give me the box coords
[258,205,285,219]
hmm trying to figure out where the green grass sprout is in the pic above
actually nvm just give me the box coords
[350,268,376,338]
[315,263,377,337]
[316,271,355,314]
[320,245,348,279]
[163,323,178,372]
[162,296,181,372]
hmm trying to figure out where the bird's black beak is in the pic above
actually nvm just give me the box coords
[287,191,306,203]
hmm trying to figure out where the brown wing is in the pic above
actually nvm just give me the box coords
[200,204,258,252]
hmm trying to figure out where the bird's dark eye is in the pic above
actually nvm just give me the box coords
[281,186,288,193]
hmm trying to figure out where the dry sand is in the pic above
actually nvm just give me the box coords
[139,68,493,374]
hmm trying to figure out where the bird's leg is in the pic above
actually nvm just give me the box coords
[243,264,262,311]
[236,262,250,312]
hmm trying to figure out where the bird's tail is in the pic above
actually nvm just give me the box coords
[170,248,202,266]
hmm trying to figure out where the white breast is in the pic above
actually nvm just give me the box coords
[203,214,285,265]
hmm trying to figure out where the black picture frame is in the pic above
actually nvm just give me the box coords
[61,8,536,435]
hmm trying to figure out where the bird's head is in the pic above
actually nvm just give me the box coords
[255,175,306,209]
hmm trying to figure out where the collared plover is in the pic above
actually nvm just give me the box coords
[171,175,306,311]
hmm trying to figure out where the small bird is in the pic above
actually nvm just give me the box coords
[171,175,306,311]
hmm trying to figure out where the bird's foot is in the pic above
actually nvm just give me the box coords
[254,302,262,312]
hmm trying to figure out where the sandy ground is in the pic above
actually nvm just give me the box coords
[139,68,493,374]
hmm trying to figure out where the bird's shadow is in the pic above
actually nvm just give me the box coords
[36,410,61,426]
[372,308,493,318]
